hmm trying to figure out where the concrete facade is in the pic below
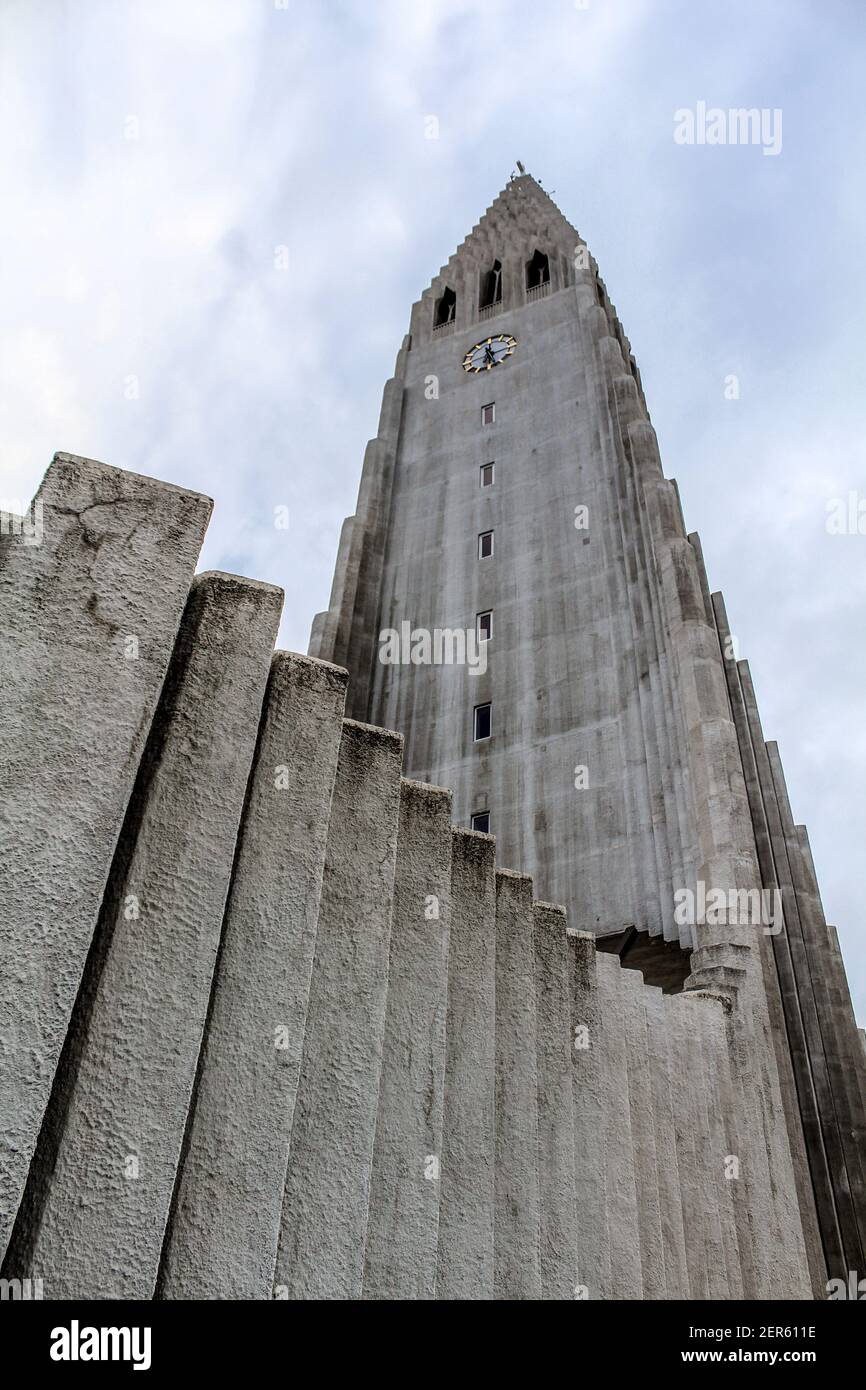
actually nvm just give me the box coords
[0,179,863,1300]
[309,175,865,1293]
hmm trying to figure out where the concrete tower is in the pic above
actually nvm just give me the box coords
[311,173,866,1290]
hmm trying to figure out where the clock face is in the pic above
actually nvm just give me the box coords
[462,333,517,373]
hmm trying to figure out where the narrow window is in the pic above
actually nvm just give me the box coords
[434,286,456,327]
[526,249,550,290]
[480,462,494,487]
[474,703,492,741]
[477,610,492,642]
[478,530,493,559]
[481,402,495,425]
[471,811,490,833]
[479,259,502,310]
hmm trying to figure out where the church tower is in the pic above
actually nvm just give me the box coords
[310,173,866,1292]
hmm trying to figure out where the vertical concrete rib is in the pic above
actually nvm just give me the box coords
[532,902,578,1299]
[0,454,211,1260]
[567,930,611,1301]
[595,953,642,1298]
[494,870,542,1299]
[4,572,281,1297]
[710,591,828,1293]
[687,991,744,1299]
[436,829,496,1300]
[738,659,853,1278]
[363,780,452,1300]
[275,720,403,1300]
[159,652,348,1299]
[643,988,690,1298]
[766,741,866,1270]
[620,969,665,1298]
[665,993,710,1299]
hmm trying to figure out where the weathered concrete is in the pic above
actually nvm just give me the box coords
[159,651,348,1299]
[4,569,280,1295]
[665,993,710,1299]
[274,720,403,1299]
[4,572,281,1297]
[4,176,862,1302]
[363,779,452,1299]
[532,901,578,1299]
[595,953,642,1298]
[436,828,496,1300]
[493,869,542,1299]
[620,967,665,1298]
[643,987,690,1298]
[0,454,212,1261]
[567,929,611,1300]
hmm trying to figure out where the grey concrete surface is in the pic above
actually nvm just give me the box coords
[5,571,281,1297]
[493,869,542,1299]
[159,651,348,1299]
[274,720,403,1299]
[532,901,578,1299]
[436,828,496,1300]
[363,779,452,1299]
[0,453,212,1263]
[567,929,611,1300]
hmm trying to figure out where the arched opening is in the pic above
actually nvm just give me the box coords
[479,259,502,310]
[434,286,456,327]
[525,248,550,291]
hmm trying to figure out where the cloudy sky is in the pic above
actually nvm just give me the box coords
[1,0,864,1012]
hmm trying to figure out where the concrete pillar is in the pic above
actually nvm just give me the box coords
[5,572,282,1297]
[620,968,665,1298]
[363,780,452,1299]
[274,721,403,1299]
[567,929,611,1300]
[693,991,745,1298]
[643,987,690,1298]
[595,953,642,1298]
[158,652,348,1299]
[494,870,542,1299]
[738,659,850,1280]
[532,902,578,1300]
[0,454,211,1261]
[666,993,714,1298]
[767,743,866,1271]
[436,829,496,1301]
[711,592,828,1295]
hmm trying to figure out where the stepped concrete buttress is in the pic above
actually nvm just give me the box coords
[2,380,862,1300]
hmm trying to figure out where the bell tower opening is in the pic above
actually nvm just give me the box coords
[525,248,549,290]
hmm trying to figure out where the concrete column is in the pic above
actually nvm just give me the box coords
[494,870,542,1299]
[595,953,642,1298]
[643,988,690,1298]
[567,930,611,1300]
[532,901,578,1300]
[436,829,496,1301]
[275,720,403,1300]
[621,968,665,1298]
[665,993,711,1299]
[693,991,745,1298]
[158,652,348,1299]
[0,454,211,1261]
[363,780,452,1300]
[738,659,851,1280]
[682,992,737,1299]
[5,572,281,1297]
[711,592,828,1294]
